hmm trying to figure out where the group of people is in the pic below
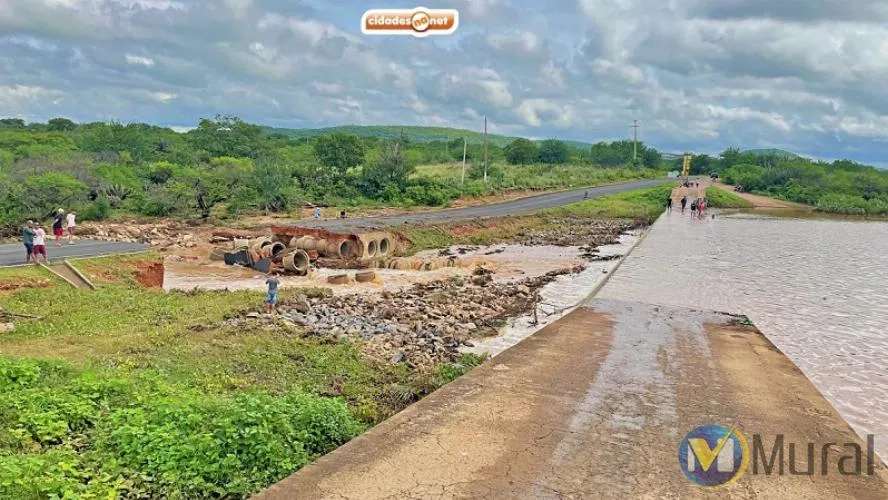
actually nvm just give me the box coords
[21,209,77,264]
[665,195,708,218]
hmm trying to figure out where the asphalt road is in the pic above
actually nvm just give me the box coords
[290,178,671,231]
[0,240,149,267]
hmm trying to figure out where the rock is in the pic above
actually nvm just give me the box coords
[391,351,406,363]
[246,312,260,319]
[293,294,311,314]
[472,275,493,286]
[0,323,14,334]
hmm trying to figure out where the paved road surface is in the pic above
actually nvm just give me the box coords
[0,240,149,267]
[258,298,888,499]
[288,178,670,230]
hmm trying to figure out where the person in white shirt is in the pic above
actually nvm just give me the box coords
[66,211,77,245]
[32,222,48,263]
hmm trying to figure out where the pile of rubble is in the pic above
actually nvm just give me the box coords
[224,267,582,369]
[77,221,193,247]
[520,218,638,247]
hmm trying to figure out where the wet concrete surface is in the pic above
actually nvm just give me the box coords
[598,209,888,460]
[0,240,148,267]
[284,179,669,231]
[256,299,888,499]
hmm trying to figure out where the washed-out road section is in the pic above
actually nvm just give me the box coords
[0,240,149,267]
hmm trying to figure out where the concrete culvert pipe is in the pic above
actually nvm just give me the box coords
[282,249,310,272]
[366,240,378,258]
[336,240,353,259]
[269,242,286,257]
[251,236,273,253]
[377,237,391,256]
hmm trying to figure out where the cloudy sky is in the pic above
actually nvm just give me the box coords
[1,0,887,162]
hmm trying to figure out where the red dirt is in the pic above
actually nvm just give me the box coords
[133,261,164,288]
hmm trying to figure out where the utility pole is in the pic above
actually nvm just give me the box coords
[483,116,488,184]
[631,119,639,164]
[461,137,467,188]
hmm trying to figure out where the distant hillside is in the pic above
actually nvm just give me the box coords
[264,125,593,149]
[744,148,803,159]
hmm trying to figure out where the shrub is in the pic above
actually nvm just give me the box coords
[82,196,111,221]
[816,193,868,214]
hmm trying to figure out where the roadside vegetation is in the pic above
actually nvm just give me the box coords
[703,187,755,208]
[0,117,663,237]
[0,258,484,498]
[685,147,888,215]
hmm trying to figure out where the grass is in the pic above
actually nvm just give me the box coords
[704,187,755,208]
[0,255,486,498]
[544,183,675,221]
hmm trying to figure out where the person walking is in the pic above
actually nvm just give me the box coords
[690,198,698,217]
[32,222,48,264]
[265,271,281,314]
[313,206,321,219]
[53,209,65,247]
[665,196,673,213]
[22,221,36,264]
[65,210,77,244]
[680,196,688,213]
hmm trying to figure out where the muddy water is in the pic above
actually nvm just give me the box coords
[463,231,641,357]
[597,210,888,459]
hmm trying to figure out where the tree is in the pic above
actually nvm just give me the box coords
[251,153,293,212]
[0,118,25,129]
[187,115,265,158]
[537,139,569,164]
[504,138,537,165]
[360,138,415,195]
[47,118,77,132]
[720,147,741,168]
[22,172,89,218]
[313,133,365,176]
[641,148,662,168]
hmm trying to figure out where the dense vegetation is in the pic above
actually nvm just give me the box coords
[681,147,888,215]
[0,258,484,498]
[0,117,662,234]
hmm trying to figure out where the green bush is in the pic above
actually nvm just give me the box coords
[82,196,111,221]
[0,359,364,499]
[816,193,868,214]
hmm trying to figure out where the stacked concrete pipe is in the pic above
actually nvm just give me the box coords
[354,231,394,260]
[282,249,310,273]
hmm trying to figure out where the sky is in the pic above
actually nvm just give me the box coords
[1,0,887,163]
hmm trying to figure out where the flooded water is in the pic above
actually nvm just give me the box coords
[597,210,888,459]
[464,231,641,357]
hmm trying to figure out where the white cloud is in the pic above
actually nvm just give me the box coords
[125,54,155,66]
[0,0,887,162]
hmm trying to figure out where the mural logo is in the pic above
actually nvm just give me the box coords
[361,7,459,37]
[678,424,749,489]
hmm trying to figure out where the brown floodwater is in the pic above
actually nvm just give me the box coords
[598,209,888,459]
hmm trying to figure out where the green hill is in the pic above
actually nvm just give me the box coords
[263,125,592,149]
[744,148,802,159]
